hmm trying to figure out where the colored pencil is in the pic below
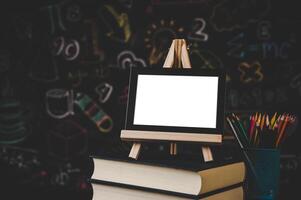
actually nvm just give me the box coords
[232,113,249,144]
[226,117,261,187]
[260,114,265,131]
[249,116,256,141]
[270,112,277,128]
[229,112,296,149]
[276,115,289,147]
[277,115,285,133]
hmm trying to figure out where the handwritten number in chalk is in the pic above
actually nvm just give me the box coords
[52,37,80,61]
[53,36,65,56]
[64,40,80,61]
[188,18,208,42]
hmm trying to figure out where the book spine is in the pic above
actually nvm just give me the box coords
[91,179,244,199]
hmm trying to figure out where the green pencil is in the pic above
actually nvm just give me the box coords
[232,113,250,145]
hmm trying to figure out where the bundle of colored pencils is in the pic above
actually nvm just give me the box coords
[227,113,296,148]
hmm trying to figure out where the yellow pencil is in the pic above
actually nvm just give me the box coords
[257,113,261,123]
[260,114,266,131]
[270,112,277,127]
[273,115,281,130]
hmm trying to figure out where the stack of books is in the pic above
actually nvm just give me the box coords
[90,156,246,200]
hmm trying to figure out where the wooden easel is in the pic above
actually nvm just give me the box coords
[127,39,214,162]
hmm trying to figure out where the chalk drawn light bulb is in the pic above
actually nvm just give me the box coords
[144,19,184,65]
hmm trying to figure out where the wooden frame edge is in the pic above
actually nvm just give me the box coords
[121,130,222,143]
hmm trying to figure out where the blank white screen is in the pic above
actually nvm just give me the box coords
[133,75,219,128]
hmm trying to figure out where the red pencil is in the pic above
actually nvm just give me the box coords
[276,115,289,147]
[249,116,256,142]
[277,115,285,133]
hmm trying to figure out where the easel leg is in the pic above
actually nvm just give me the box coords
[170,142,177,155]
[129,142,142,160]
[202,146,213,162]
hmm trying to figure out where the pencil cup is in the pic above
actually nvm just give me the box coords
[244,148,280,200]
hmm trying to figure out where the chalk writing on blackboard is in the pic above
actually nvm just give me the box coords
[227,28,294,60]
[238,61,264,83]
[0,99,28,144]
[67,66,111,88]
[227,86,289,109]
[227,33,245,58]
[190,46,223,69]
[82,20,105,62]
[53,36,65,56]
[144,19,184,65]
[257,20,271,40]
[0,145,41,170]
[95,82,114,104]
[66,3,82,23]
[46,89,74,119]
[188,18,209,42]
[117,51,146,69]
[95,65,110,79]
[50,164,81,186]
[262,42,291,59]
[98,4,132,43]
[41,3,66,34]
[68,70,87,87]
[74,93,113,133]
[47,118,87,160]
[210,0,271,32]
[52,36,80,61]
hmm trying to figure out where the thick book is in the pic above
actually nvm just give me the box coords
[90,156,246,196]
[92,182,244,200]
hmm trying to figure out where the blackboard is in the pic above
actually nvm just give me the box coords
[0,0,300,197]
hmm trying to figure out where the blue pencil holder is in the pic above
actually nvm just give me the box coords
[244,148,280,200]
